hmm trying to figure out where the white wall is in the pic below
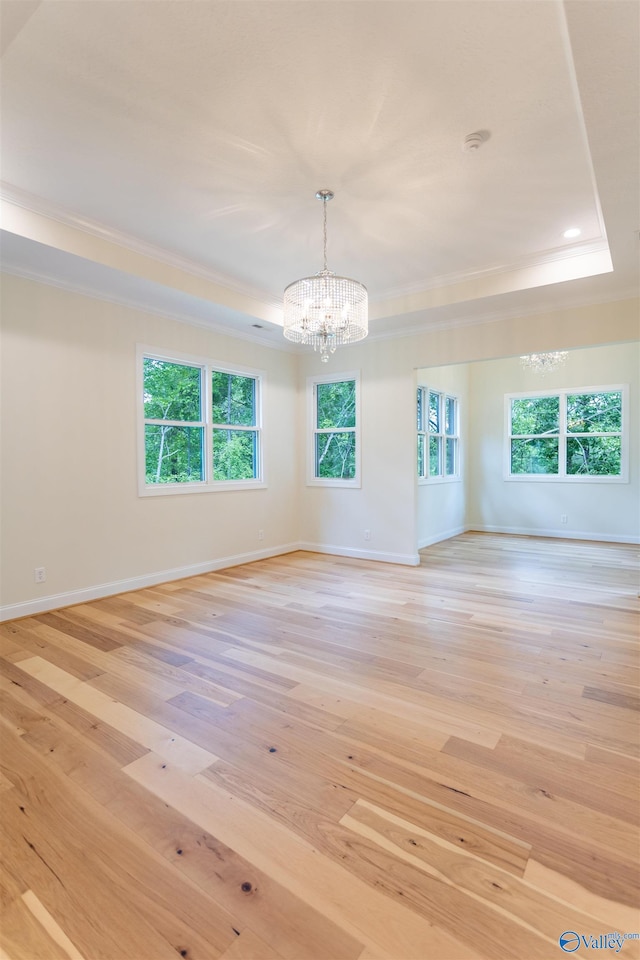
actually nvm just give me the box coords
[466,343,640,542]
[297,298,639,565]
[1,273,638,619]
[0,275,299,616]
[297,341,419,564]
[416,363,470,547]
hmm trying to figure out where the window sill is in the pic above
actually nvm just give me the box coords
[504,474,627,483]
[139,480,267,497]
[418,476,462,485]
[306,478,361,489]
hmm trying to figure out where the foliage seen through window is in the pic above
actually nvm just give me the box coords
[509,389,623,477]
[142,356,261,488]
[314,379,357,480]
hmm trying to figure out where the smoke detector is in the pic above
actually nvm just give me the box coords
[463,130,490,152]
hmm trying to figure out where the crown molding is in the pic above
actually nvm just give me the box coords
[372,237,611,304]
[365,287,640,345]
[0,181,282,310]
[1,261,296,353]
[2,181,613,315]
[4,253,635,357]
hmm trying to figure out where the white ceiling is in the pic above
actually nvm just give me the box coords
[1,0,638,347]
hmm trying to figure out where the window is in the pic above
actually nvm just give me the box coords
[308,372,360,486]
[506,385,627,481]
[143,357,205,485]
[139,348,263,495]
[417,387,459,481]
[211,371,259,481]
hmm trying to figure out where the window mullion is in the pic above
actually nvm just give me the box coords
[315,427,355,433]
[203,365,213,484]
[145,418,205,428]
[212,423,256,432]
[559,392,567,478]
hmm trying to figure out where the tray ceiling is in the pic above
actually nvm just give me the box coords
[1,0,638,345]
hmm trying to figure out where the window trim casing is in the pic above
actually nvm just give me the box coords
[307,370,361,488]
[137,345,266,496]
[417,386,461,485]
[504,383,629,483]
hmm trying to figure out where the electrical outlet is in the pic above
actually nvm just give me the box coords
[364,529,371,541]
[258,529,264,541]
[34,567,46,583]
[561,515,568,524]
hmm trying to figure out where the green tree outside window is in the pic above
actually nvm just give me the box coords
[313,379,357,480]
[142,355,261,488]
[509,389,623,477]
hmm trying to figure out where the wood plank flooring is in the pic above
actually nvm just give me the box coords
[1,533,639,960]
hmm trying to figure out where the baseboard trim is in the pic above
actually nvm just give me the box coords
[469,525,640,544]
[0,543,300,622]
[298,542,421,566]
[418,526,468,549]
[3,529,634,622]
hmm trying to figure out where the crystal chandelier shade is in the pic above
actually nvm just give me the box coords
[520,351,568,375]
[283,190,368,362]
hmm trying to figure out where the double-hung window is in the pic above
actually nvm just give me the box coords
[211,370,260,481]
[417,387,459,481]
[139,348,264,494]
[506,385,627,480]
[308,372,360,486]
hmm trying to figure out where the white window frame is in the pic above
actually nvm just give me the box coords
[137,345,265,496]
[504,383,628,482]
[418,386,460,484]
[307,370,361,488]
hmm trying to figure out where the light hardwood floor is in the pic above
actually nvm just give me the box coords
[1,533,638,960]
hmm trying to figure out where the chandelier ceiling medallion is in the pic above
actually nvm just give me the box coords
[520,351,568,375]
[283,190,368,362]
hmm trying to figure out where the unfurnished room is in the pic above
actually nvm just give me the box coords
[0,2,638,959]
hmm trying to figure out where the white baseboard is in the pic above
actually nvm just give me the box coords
[469,524,640,544]
[10,526,631,622]
[298,542,420,566]
[418,525,468,549]
[0,543,300,622]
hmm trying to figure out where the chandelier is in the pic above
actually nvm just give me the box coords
[520,351,568,375]
[283,190,368,362]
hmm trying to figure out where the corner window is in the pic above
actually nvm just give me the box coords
[308,372,360,486]
[506,386,627,480]
[418,387,459,481]
[139,347,264,495]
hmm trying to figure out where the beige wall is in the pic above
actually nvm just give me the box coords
[297,341,419,564]
[466,343,640,540]
[297,296,639,562]
[1,273,638,617]
[415,343,640,545]
[0,275,299,615]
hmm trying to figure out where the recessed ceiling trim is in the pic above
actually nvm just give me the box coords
[0,182,282,311]
[556,0,610,246]
[1,259,294,353]
[2,239,635,352]
[1,182,612,321]
[371,245,613,322]
[365,291,640,345]
[373,237,610,303]
[1,193,284,327]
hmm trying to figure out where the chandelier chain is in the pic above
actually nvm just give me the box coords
[322,196,328,273]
